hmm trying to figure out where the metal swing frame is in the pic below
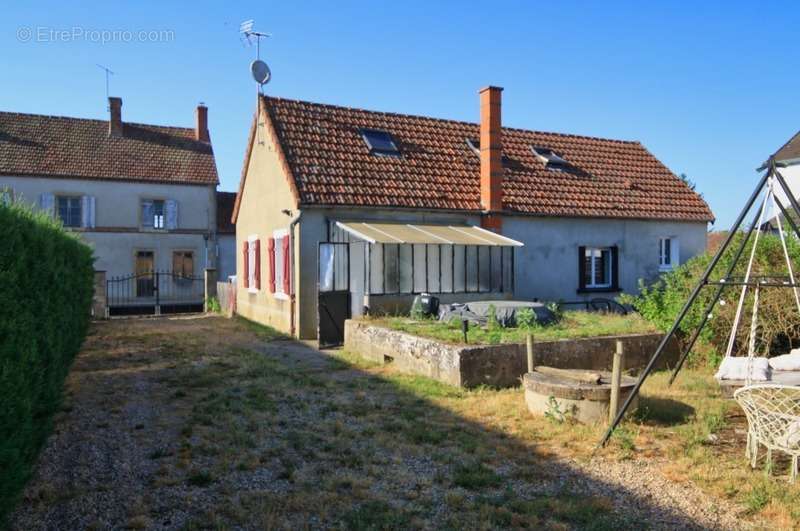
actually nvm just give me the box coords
[600,157,800,447]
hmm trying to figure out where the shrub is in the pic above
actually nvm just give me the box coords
[623,232,800,365]
[0,200,94,521]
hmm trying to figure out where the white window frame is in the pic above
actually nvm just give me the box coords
[247,234,258,294]
[585,247,612,289]
[56,195,83,228]
[141,199,166,230]
[273,228,290,300]
[659,237,679,272]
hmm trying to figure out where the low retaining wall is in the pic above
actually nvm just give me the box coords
[344,320,679,388]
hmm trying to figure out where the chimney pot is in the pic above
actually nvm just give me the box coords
[195,104,209,142]
[108,97,123,137]
[479,86,503,229]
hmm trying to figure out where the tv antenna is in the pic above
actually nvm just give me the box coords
[240,20,272,91]
[96,64,115,100]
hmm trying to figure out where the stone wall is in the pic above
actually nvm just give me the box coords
[92,270,107,319]
[344,320,679,388]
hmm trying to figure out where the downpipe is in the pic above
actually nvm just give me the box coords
[288,211,302,338]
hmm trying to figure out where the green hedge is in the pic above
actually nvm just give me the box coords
[622,232,800,366]
[0,199,94,522]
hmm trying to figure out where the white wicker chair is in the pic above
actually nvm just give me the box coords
[734,384,800,481]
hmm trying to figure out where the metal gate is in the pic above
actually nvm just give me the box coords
[318,242,350,348]
[107,270,205,316]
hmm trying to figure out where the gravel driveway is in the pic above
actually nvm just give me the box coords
[10,315,747,530]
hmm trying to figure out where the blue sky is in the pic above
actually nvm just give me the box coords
[2,1,799,229]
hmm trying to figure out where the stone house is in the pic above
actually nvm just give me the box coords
[232,86,713,344]
[0,97,221,313]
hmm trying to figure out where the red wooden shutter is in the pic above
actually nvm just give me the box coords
[268,237,276,293]
[242,241,249,288]
[254,239,261,290]
[282,236,291,294]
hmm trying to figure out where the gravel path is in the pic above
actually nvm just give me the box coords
[10,316,750,530]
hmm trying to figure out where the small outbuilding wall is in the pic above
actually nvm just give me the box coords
[344,320,679,388]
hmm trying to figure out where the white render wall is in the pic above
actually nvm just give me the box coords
[0,174,217,278]
[501,216,708,301]
[0,175,215,230]
[295,207,708,338]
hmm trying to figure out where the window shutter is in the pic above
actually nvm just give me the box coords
[578,246,586,290]
[268,237,276,293]
[255,239,262,290]
[165,199,178,230]
[670,239,680,268]
[242,241,249,288]
[141,200,154,228]
[81,195,96,228]
[39,193,55,214]
[282,236,291,294]
[611,246,620,290]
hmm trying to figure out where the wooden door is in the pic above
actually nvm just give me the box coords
[135,251,155,297]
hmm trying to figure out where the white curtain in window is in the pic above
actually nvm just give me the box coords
[319,243,335,292]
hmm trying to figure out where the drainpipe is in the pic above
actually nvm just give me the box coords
[288,211,302,338]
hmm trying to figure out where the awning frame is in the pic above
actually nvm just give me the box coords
[334,221,524,247]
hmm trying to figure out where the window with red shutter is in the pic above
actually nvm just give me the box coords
[242,241,249,288]
[255,239,261,290]
[268,237,276,293]
[282,236,290,294]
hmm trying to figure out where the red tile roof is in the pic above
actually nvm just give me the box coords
[0,111,218,186]
[216,191,236,233]
[236,95,713,222]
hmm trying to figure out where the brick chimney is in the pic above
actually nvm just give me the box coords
[479,86,503,231]
[195,103,209,142]
[108,97,123,137]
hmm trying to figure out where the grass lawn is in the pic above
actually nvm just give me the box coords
[370,310,657,345]
[11,315,799,529]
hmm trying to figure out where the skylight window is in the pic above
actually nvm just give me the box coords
[361,129,400,156]
[466,138,480,154]
[532,146,570,169]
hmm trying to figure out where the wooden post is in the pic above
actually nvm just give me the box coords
[526,332,535,373]
[609,340,624,424]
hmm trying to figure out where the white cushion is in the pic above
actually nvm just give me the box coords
[715,357,771,381]
[769,349,800,371]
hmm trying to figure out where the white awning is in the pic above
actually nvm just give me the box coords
[335,221,524,246]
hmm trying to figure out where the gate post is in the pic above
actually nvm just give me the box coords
[92,270,108,320]
[155,270,161,316]
[204,268,218,312]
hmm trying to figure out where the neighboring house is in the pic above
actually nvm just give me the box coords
[215,191,237,280]
[232,87,713,342]
[766,132,800,234]
[0,97,219,312]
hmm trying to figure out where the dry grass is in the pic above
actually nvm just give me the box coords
[14,314,798,529]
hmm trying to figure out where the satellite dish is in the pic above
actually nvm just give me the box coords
[251,59,271,85]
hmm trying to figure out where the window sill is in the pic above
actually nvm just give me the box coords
[248,287,259,294]
[274,292,289,301]
[576,287,621,294]
[658,266,674,272]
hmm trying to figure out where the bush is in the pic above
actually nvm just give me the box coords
[0,200,94,521]
[623,232,800,364]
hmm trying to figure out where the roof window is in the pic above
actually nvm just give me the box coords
[532,146,570,167]
[361,129,400,157]
[466,138,480,154]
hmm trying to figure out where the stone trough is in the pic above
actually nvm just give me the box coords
[523,369,638,424]
[344,320,679,389]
